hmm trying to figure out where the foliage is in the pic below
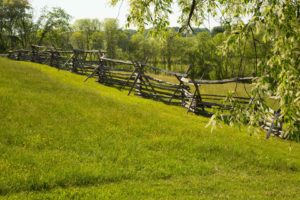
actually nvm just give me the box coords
[1,58,300,199]
[211,26,225,36]
[36,7,71,46]
[103,18,119,58]
[110,0,300,140]
[90,31,105,50]
[129,32,153,62]
[219,1,300,140]
[0,0,34,51]
[72,18,102,49]
[70,31,85,49]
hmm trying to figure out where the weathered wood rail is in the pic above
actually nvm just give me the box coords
[6,46,285,139]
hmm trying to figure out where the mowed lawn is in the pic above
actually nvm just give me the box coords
[0,57,299,199]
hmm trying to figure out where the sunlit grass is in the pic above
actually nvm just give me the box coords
[0,57,299,199]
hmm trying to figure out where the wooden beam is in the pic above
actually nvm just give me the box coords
[101,57,134,65]
[193,77,255,84]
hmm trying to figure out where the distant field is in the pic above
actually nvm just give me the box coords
[151,73,252,95]
[0,57,299,199]
[150,72,280,109]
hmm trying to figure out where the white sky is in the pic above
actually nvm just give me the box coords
[29,0,219,29]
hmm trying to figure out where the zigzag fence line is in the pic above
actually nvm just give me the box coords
[7,45,285,139]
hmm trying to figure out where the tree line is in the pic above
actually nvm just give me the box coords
[0,0,265,80]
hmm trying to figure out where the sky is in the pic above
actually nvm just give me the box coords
[29,0,219,29]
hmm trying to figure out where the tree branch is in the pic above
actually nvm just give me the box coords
[179,0,197,33]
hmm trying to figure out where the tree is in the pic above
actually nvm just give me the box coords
[90,32,104,50]
[73,18,101,49]
[162,30,175,70]
[0,0,34,51]
[117,30,133,57]
[192,32,217,79]
[70,32,85,49]
[110,0,300,139]
[37,7,71,46]
[211,26,224,36]
[103,18,119,58]
[129,33,154,62]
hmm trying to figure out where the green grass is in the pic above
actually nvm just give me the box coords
[0,57,299,199]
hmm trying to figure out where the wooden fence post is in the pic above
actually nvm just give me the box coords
[98,59,107,83]
[135,66,142,96]
[72,49,79,73]
[31,45,37,62]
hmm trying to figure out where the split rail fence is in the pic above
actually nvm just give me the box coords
[7,45,285,138]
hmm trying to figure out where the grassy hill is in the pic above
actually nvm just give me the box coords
[0,57,299,199]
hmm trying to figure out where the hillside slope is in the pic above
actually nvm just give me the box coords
[0,57,299,199]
